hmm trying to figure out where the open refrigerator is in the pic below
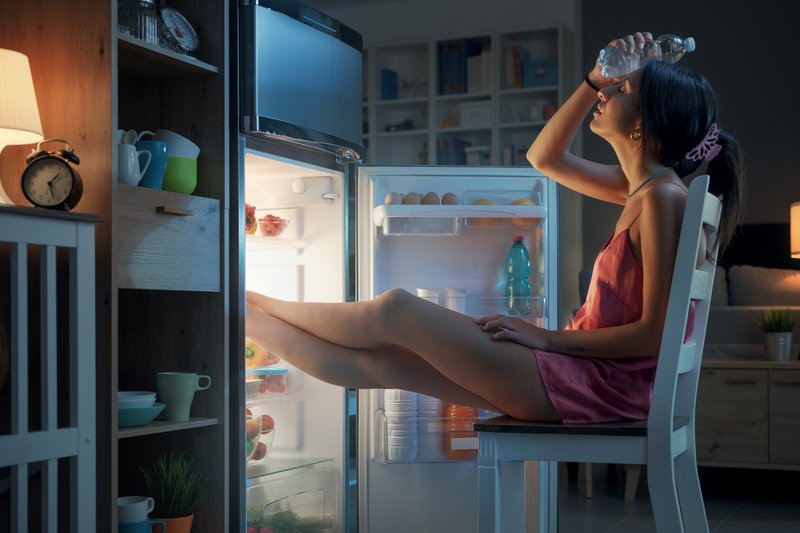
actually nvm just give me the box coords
[240,145,559,532]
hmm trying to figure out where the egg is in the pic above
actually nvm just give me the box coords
[402,192,422,205]
[422,192,440,205]
[385,192,404,205]
[246,418,260,439]
[441,192,459,205]
[261,414,275,432]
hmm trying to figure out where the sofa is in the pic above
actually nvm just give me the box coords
[705,264,800,359]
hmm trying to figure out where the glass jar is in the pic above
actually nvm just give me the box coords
[443,402,479,461]
[118,0,161,46]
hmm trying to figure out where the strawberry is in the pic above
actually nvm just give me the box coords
[245,203,257,235]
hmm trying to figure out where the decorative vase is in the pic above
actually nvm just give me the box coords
[152,513,193,533]
[764,332,793,362]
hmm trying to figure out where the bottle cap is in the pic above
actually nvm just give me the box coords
[684,37,696,53]
[512,236,524,242]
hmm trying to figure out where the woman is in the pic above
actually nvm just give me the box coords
[246,32,744,423]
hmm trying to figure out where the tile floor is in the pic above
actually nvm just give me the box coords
[558,465,800,532]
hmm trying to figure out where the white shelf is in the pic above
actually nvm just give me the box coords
[373,204,547,226]
[436,126,492,134]
[246,234,306,251]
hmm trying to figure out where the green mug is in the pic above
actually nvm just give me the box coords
[161,156,197,195]
[156,372,211,422]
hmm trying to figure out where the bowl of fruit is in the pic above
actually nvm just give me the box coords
[245,411,262,462]
[250,413,275,463]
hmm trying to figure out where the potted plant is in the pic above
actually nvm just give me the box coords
[141,451,210,533]
[757,308,795,362]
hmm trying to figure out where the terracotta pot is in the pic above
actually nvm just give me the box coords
[152,513,193,533]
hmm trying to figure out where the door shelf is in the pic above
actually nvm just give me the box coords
[373,204,546,235]
[117,417,219,439]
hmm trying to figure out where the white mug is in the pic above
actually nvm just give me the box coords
[118,143,152,186]
[117,496,154,524]
[152,129,200,159]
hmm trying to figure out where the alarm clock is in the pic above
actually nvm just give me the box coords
[21,139,83,211]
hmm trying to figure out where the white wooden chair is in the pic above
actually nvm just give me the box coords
[476,175,720,533]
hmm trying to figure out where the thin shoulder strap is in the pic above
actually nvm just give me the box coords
[627,181,689,229]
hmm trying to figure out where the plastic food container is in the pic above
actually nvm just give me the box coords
[246,365,288,395]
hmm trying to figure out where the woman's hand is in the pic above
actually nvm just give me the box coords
[474,314,550,350]
[588,31,653,88]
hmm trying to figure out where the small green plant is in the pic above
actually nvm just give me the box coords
[757,309,794,332]
[141,451,210,518]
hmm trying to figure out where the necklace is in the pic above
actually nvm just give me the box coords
[626,166,672,199]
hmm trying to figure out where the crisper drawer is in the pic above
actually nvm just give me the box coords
[696,368,768,463]
[114,185,220,291]
[247,458,336,532]
[769,369,800,464]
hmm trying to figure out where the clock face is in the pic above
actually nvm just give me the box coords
[22,157,75,207]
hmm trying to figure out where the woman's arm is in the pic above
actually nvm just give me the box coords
[527,32,652,205]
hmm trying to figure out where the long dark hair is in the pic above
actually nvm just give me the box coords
[639,60,745,254]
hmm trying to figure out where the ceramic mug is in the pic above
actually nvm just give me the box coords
[135,140,169,189]
[152,129,200,159]
[161,157,197,195]
[118,519,167,533]
[118,144,151,186]
[117,496,155,524]
[157,372,211,422]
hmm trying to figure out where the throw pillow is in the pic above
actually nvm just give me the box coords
[728,265,800,306]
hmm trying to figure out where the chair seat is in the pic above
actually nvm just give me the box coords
[475,415,689,437]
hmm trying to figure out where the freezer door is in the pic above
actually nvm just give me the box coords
[354,164,559,533]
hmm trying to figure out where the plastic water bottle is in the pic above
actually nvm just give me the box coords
[505,236,532,315]
[598,34,696,78]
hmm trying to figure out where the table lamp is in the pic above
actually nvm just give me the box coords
[792,202,800,259]
[0,48,44,205]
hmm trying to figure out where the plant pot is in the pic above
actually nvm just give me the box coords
[764,332,793,362]
[152,513,193,533]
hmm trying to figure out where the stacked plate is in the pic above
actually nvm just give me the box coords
[417,394,445,460]
[384,389,418,461]
[117,391,165,428]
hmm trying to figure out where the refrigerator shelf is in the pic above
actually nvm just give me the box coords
[373,204,547,225]
[246,234,306,252]
[373,409,495,464]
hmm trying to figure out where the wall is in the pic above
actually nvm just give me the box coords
[582,0,800,267]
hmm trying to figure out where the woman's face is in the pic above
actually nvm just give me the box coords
[589,70,643,142]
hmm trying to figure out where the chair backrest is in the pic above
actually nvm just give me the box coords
[648,175,721,440]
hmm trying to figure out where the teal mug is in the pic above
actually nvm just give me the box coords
[134,140,169,189]
[156,372,211,422]
[118,519,167,533]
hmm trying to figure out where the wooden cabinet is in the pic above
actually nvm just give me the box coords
[363,25,574,166]
[696,360,800,470]
[696,368,768,463]
[769,370,800,464]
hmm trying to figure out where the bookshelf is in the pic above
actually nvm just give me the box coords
[363,26,574,166]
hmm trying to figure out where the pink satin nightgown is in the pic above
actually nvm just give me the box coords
[534,199,694,423]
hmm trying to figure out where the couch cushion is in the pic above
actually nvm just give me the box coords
[728,265,800,306]
[711,266,729,306]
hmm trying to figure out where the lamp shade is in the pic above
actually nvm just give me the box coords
[792,202,800,259]
[0,48,43,147]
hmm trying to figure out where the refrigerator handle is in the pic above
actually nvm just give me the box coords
[321,192,340,201]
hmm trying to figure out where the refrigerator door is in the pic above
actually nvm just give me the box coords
[355,165,558,533]
[242,143,354,533]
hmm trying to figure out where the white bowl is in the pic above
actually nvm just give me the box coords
[117,391,156,409]
[245,379,260,399]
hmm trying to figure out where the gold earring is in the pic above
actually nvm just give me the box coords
[630,129,642,141]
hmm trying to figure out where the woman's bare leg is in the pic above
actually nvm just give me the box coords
[247,289,559,421]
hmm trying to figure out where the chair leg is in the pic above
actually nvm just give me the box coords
[647,456,684,533]
[478,438,501,533]
[524,461,558,532]
[675,450,710,533]
[583,462,593,499]
[624,465,642,501]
